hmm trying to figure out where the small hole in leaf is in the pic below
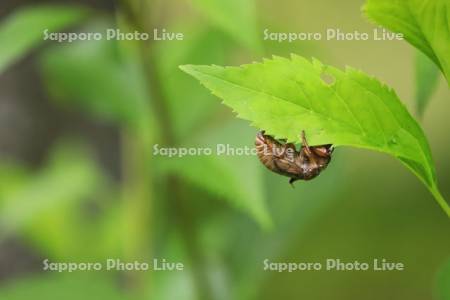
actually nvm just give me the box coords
[320,73,335,85]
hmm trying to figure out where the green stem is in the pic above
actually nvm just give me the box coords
[115,3,155,297]
[430,187,450,218]
[118,1,214,298]
[121,130,153,296]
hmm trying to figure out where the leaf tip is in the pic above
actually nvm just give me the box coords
[179,64,193,73]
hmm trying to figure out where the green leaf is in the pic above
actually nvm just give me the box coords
[0,162,30,195]
[190,0,261,52]
[180,54,449,217]
[0,274,132,300]
[40,36,154,132]
[156,28,229,141]
[150,232,197,300]
[0,142,102,235]
[415,50,440,116]
[0,141,121,260]
[364,0,450,84]
[158,120,272,229]
[0,5,88,74]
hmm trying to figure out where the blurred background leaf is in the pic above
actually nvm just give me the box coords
[0,141,102,235]
[415,50,440,117]
[39,21,156,137]
[154,20,272,228]
[0,140,121,260]
[150,232,197,300]
[158,119,272,229]
[156,27,229,141]
[189,0,262,53]
[364,0,450,84]
[0,5,88,74]
[0,274,133,300]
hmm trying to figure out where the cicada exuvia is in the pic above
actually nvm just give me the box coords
[255,130,333,185]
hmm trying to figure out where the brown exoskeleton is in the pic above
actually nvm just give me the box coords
[255,130,333,186]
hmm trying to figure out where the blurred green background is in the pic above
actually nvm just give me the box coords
[0,0,449,299]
